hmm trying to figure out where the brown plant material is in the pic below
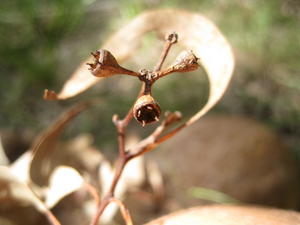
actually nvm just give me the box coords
[157,50,199,78]
[30,101,93,186]
[46,9,234,106]
[110,197,134,225]
[87,9,234,224]
[0,166,61,225]
[45,166,84,208]
[41,9,234,225]
[172,50,199,72]
[87,49,139,78]
[144,205,300,225]
[163,111,182,126]
[133,94,161,126]
[153,32,178,72]
[102,9,234,129]
[44,89,58,100]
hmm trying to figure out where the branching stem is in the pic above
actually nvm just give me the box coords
[90,32,183,225]
[154,32,178,71]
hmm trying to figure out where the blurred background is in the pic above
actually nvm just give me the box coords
[0,0,300,224]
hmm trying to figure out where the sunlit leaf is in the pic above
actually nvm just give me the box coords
[45,166,84,208]
[145,205,300,225]
[0,166,46,213]
[10,152,32,183]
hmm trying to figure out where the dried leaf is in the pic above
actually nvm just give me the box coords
[0,135,9,166]
[10,151,32,183]
[49,9,234,107]
[0,166,46,213]
[30,102,92,186]
[45,166,84,208]
[144,205,300,225]
[43,61,100,100]
[103,9,235,126]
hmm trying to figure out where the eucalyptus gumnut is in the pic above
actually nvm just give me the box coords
[87,49,137,77]
[170,50,199,73]
[133,94,161,126]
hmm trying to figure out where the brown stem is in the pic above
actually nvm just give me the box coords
[27,184,62,225]
[90,84,146,225]
[153,32,178,72]
[44,210,62,225]
[91,109,184,225]
[110,197,134,225]
[90,152,129,225]
[108,156,128,195]
[90,196,111,225]
[128,112,182,159]
[84,182,101,206]
[90,33,181,225]
[121,82,146,128]
[118,67,141,77]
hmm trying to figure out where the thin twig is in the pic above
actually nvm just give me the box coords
[110,197,134,225]
[84,182,101,206]
[90,196,111,225]
[90,33,180,225]
[27,184,62,225]
[44,210,62,225]
[128,112,182,159]
[153,32,178,72]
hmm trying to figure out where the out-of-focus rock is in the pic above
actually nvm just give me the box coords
[150,114,300,210]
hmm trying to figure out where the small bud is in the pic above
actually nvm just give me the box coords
[133,94,161,126]
[164,111,182,126]
[87,49,138,77]
[169,50,199,73]
[166,32,178,44]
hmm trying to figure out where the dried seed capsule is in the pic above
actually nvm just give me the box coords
[133,94,161,126]
[170,50,199,73]
[87,49,138,77]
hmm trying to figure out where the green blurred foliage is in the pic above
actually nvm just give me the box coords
[0,0,86,127]
[188,187,239,204]
[0,0,299,155]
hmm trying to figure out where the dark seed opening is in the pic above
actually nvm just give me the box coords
[136,104,160,124]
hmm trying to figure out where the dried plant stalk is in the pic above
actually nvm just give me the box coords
[30,101,95,186]
[41,9,235,225]
[46,10,234,118]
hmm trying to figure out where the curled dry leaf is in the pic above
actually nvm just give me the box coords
[45,166,84,208]
[144,205,300,225]
[9,151,32,183]
[30,101,93,186]
[47,9,234,127]
[0,166,46,213]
